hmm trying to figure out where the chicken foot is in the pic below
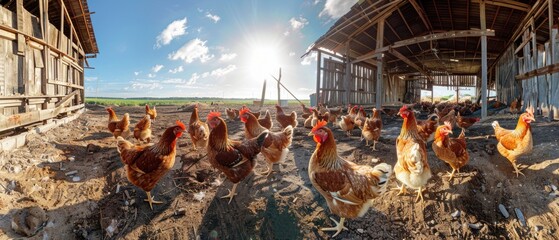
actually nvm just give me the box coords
[144,191,163,210]
[512,163,525,177]
[415,187,425,203]
[221,183,238,204]
[321,217,348,237]
[257,162,274,176]
[371,140,379,151]
[393,184,407,195]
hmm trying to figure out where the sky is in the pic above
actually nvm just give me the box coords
[85,0,359,100]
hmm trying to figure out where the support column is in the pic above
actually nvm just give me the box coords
[548,0,557,120]
[41,0,49,110]
[375,19,385,109]
[344,42,351,105]
[480,1,488,119]
[315,51,322,106]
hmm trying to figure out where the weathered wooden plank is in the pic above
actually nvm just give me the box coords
[0,103,83,132]
[515,63,559,80]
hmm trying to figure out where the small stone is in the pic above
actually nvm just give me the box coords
[370,157,380,163]
[497,182,503,188]
[551,184,558,192]
[515,208,526,227]
[209,230,219,238]
[534,225,543,232]
[468,223,483,230]
[498,204,509,218]
[545,185,552,193]
[72,176,81,182]
[451,210,461,219]
[429,220,435,225]
[11,165,22,174]
[481,185,486,193]
[65,170,78,176]
[68,156,75,162]
[357,228,364,233]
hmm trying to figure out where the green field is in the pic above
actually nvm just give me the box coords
[85,97,309,106]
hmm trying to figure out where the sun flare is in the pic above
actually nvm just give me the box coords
[245,43,283,82]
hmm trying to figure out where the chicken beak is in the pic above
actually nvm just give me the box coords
[307,131,314,136]
[528,116,536,122]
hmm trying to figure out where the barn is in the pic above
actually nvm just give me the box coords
[0,0,97,141]
[306,0,559,120]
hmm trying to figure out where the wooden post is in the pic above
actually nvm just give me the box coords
[260,80,266,108]
[550,0,558,120]
[344,42,351,105]
[376,19,385,109]
[316,51,322,106]
[276,68,281,105]
[41,0,49,110]
[480,0,488,119]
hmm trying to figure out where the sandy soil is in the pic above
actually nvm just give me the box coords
[0,104,558,239]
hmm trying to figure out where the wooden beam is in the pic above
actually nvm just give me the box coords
[55,90,79,108]
[388,48,433,81]
[352,30,495,64]
[375,19,385,109]
[0,104,84,133]
[515,63,559,80]
[316,51,322,105]
[471,0,530,12]
[409,0,432,31]
[514,32,535,54]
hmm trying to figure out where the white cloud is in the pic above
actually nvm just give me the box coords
[85,76,98,81]
[169,66,184,74]
[182,65,237,86]
[301,52,317,65]
[289,52,296,57]
[219,53,237,62]
[134,71,140,76]
[147,73,156,78]
[290,17,308,30]
[155,18,188,48]
[169,38,214,64]
[131,82,163,90]
[205,12,221,23]
[319,0,358,19]
[313,0,321,5]
[283,31,290,36]
[197,27,203,33]
[187,73,201,85]
[152,64,164,73]
[210,65,237,77]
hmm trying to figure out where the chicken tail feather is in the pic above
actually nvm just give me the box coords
[372,163,393,193]
[491,121,500,130]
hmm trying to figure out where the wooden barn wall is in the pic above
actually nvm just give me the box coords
[550,27,559,120]
[0,3,86,132]
[320,57,402,106]
[517,29,554,117]
[495,45,520,105]
[383,74,405,104]
[321,58,345,106]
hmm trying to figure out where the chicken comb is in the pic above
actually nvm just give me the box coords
[176,120,186,130]
[311,120,328,132]
[207,111,221,120]
[239,107,250,116]
[444,121,452,129]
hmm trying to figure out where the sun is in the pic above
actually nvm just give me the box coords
[245,42,284,82]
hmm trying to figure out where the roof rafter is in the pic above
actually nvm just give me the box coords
[353,29,496,64]
[471,0,530,12]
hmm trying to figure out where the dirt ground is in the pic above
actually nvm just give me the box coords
[0,103,558,239]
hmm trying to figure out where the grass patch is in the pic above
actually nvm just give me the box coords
[85,97,309,107]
